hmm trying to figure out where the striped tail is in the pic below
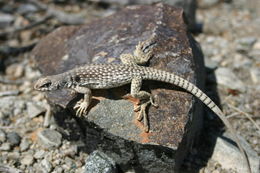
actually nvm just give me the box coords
[144,69,251,173]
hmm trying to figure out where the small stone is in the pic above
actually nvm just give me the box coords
[252,40,260,50]
[84,150,117,173]
[210,134,260,173]
[17,4,38,14]
[64,157,75,169]
[52,167,63,173]
[41,159,53,172]
[0,13,14,28]
[27,102,46,118]
[0,129,6,142]
[7,132,21,146]
[21,154,34,166]
[34,149,46,159]
[250,68,260,84]
[20,138,30,151]
[63,145,78,157]
[198,0,220,8]
[37,129,62,149]
[204,57,218,69]
[5,64,24,78]
[215,67,246,92]
[7,151,20,160]
[0,142,11,151]
[236,37,257,52]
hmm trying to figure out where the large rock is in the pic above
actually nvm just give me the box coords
[32,3,205,172]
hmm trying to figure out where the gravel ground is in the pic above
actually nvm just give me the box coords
[0,0,259,172]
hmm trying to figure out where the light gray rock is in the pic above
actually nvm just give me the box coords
[210,134,260,173]
[0,90,19,97]
[215,67,246,92]
[250,68,260,84]
[236,37,257,52]
[53,167,64,173]
[27,102,46,118]
[17,4,38,14]
[0,96,26,117]
[41,159,53,172]
[20,138,30,151]
[204,57,218,69]
[0,13,14,28]
[7,132,21,146]
[37,129,62,149]
[84,150,117,173]
[62,145,78,157]
[34,150,46,159]
[6,64,24,78]
[0,129,6,142]
[64,157,75,170]
[197,0,220,8]
[21,154,34,166]
[0,142,11,151]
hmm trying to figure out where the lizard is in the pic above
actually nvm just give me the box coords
[34,40,251,173]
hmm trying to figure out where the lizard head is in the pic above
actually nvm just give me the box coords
[34,76,62,91]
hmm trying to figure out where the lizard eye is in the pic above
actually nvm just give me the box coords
[41,81,52,88]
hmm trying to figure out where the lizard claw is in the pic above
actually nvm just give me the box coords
[150,95,158,108]
[74,99,89,117]
[134,105,141,112]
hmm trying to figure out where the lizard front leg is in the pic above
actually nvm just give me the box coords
[73,86,92,116]
[130,76,157,132]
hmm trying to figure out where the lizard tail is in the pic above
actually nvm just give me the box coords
[145,69,252,173]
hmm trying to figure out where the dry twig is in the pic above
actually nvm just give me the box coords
[227,103,260,134]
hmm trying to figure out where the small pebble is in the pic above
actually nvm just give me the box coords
[63,145,78,157]
[17,3,38,14]
[198,0,220,8]
[41,159,53,172]
[52,167,63,173]
[37,129,62,149]
[0,13,14,28]
[0,129,6,142]
[20,138,30,151]
[27,102,46,118]
[250,68,260,84]
[236,37,257,52]
[21,154,34,166]
[215,67,246,92]
[5,64,25,78]
[7,132,21,146]
[84,150,117,173]
[7,151,20,160]
[34,149,46,159]
[0,142,11,151]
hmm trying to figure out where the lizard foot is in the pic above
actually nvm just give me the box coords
[133,39,157,65]
[74,99,89,117]
[136,102,150,132]
[134,94,158,112]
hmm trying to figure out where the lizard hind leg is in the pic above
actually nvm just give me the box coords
[130,77,157,132]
